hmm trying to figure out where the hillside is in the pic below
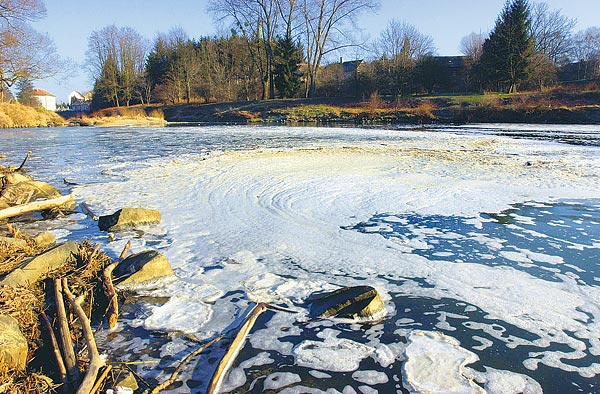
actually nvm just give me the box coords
[0,102,66,128]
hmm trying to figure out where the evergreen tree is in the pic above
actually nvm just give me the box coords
[273,36,303,98]
[480,0,534,93]
[16,79,39,106]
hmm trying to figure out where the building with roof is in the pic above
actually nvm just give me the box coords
[33,89,56,111]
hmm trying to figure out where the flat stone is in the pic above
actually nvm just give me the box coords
[114,250,174,288]
[0,236,28,250]
[98,208,161,232]
[0,241,79,288]
[0,315,28,371]
[113,370,139,390]
[0,181,61,205]
[308,285,385,321]
[34,232,56,248]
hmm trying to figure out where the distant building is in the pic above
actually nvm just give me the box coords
[67,90,92,112]
[33,89,57,111]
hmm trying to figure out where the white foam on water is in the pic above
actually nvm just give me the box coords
[468,367,543,394]
[263,372,302,390]
[71,127,600,388]
[402,330,483,394]
[351,370,389,385]
[143,297,212,334]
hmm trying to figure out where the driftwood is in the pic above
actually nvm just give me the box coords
[150,335,224,394]
[62,278,106,394]
[40,310,67,389]
[0,194,74,220]
[90,364,112,394]
[80,202,99,221]
[102,241,131,329]
[16,150,31,172]
[207,303,268,394]
[54,279,80,386]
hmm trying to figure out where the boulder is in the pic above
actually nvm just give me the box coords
[308,285,385,321]
[0,241,79,288]
[98,208,161,232]
[0,236,28,250]
[34,232,56,248]
[113,370,139,391]
[114,250,174,287]
[0,315,28,371]
[0,180,61,205]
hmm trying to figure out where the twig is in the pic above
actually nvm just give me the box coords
[40,310,67,389]
[79,202,99,221]
[62,278,106,394]
[0,194,74,220]
[90,365,112,394]
[207,303,268,394]
[102,241,131,329]
[150,335,224,394]
[16,150,31,172]
[54,279,80,386]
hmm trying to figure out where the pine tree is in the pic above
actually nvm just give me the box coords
[480,0,534,93]
[16,79,39,106]
[273,36,303,98]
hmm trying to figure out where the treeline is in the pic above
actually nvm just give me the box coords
[86,0,600,110]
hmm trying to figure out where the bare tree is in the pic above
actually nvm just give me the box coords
[570,27,600,80]
[118,27,148,106]
[377,19,436,61]
[302,0,380,97]
[0,0,45,27]
[208,0,279,100]
[460,32,485,64]
[530,2,576,65]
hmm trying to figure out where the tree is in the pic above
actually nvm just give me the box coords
[480,0,534,93]
[273,35,303,98]
[0,0,64,102]
[86,25,148,108]
[570,27,600,80]
[460,32,486,91]
[16,78,37,106]
[208,0,279,100]
[302,0,380,97]
[530,2,575,65]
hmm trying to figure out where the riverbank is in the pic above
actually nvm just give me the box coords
[159,90,600,125]
[0,102,65,128]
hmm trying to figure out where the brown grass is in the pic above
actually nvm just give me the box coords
[0,102,66,128]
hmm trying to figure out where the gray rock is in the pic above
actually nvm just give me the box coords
[308,285,385,320]
[0,242,79,288]
[0,315,28,371]
[34,232,56,248]
[3,172,32,185]
[98,208,161,232]
[114,250,174,287]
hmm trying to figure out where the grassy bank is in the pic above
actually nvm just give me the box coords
[69,106,167,127]
[160,89,600,125]
[0,102,66,128]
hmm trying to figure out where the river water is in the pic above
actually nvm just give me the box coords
[1,124,600,393]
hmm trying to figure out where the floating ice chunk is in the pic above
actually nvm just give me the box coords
[264,372,302,390]
[143,297,212,333]
[352,370,389,385]
[293,337,374,372]
[402,330,484,394]
[468,367,542,394]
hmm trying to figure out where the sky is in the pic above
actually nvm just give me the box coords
[32,0,600,103]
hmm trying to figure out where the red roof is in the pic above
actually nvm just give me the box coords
[33,88,55,97]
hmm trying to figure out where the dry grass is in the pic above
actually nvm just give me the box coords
[0,102,66,128]
[76,105,167,127]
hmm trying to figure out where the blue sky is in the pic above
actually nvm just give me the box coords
[34,0,600,103]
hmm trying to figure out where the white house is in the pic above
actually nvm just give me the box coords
[68,90,85,104]
[33,89,57,111]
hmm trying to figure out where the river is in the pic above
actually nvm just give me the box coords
[1,124,599,393]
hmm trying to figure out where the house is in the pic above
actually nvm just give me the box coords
[32,89,57,111]
[68,90,92,112]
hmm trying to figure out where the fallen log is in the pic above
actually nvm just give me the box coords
[40,310,67,389]
[62,278,106,394]
[150,335,223,394]
[0,194,74,220]
[102,241,131,329]
[80,202,99,221]
[54,279,80,388]
[207,303,268,394]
